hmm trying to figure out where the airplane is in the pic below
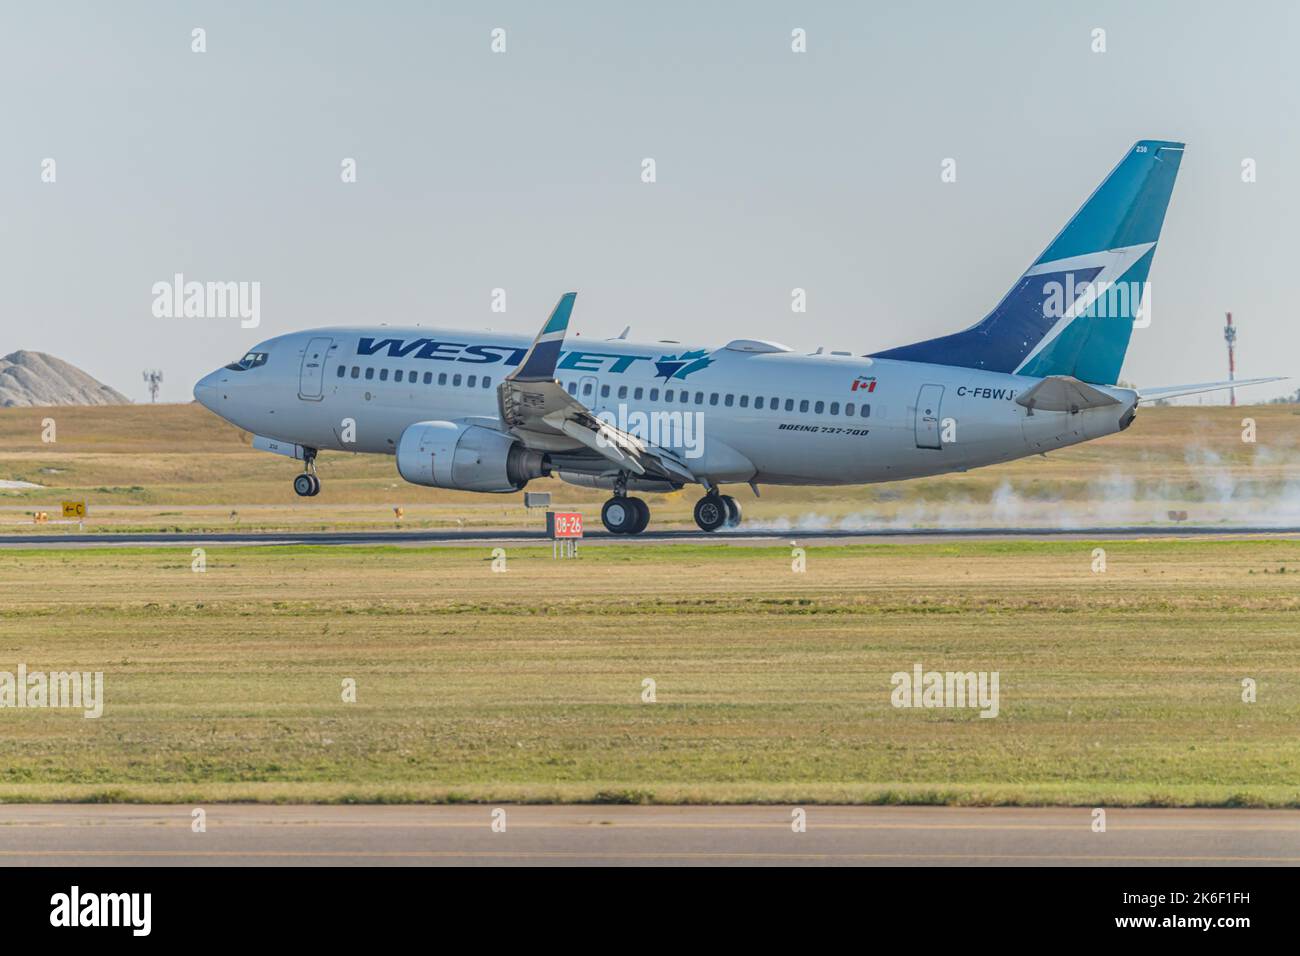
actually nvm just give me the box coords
[194,140,1280,534]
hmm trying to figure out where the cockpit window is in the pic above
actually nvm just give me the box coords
[225,352,268,371]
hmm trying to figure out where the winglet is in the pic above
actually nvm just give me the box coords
[508,293,575,383]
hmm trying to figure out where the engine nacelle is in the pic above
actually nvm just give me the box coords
[396,421,548,493]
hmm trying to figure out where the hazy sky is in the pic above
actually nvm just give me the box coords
[4,1,1294,402]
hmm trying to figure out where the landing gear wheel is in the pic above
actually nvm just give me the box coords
[294,473,321,497]
[626,497,650,535]
[721,495,741,528]
[693,494,727,532]
[602,497,640,534]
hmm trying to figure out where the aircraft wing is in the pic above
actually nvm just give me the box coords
[1137,376,1286,403]
[496,293,696,483]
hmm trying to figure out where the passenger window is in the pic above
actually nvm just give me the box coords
[618,386,628,399]
[755,396,764,409]
[814,401,824,414]
[709,393,719,406]
[634,387,643,400]
[350,367,360,379]
[739,395,748,408]
[846,402,854,416]
[829,402,839,415]
[379,368,389,381]
[649,388,658,401]
[438,373,447,386]
[861,404,871,417]
[365,368,375,380]
[394,370,403,383]
[601,385,610,398]
[453,374,462,386]
[482,376,491,388]
[665,389,674,402]
[771,397,779,410]
[724,394,734,407]
[467,375,477,388]
[567,382,577,395]
[582,382,592,396]
[784,399,793,411]
[336,365,345,378]
[424,372,432,385]
[799,400,809,413]
[695,392,704,404]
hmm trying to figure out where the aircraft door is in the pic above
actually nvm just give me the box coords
[578,374,601,408]
[915,383,944,449]
[298,336,333,400]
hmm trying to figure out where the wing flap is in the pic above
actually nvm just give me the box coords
[497,293,697,484]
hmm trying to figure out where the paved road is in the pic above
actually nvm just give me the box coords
[3,525,1300,548]
[1,806,1295,866]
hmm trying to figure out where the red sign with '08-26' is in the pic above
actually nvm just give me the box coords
[549,512,583,538]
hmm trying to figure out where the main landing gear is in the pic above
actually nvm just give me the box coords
[600,475,650,535]
[293,449,321,497]
[599,481,745,534]
[693,491,741,532]
[601,495,649,534]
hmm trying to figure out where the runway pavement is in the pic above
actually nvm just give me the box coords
[3,525,1300,548]
[0,805,1296,866]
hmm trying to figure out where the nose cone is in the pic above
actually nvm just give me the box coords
[193,371,220,410]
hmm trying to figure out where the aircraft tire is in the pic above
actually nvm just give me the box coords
[601,497,638,534]
[720,495,741,528]
[626,497,650,534]
[693,494,727,532]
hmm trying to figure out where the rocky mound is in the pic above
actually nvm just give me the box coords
[0,350,130,407]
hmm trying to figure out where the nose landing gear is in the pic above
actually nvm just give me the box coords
[293,449,321,497]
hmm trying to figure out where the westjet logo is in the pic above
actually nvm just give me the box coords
[356,338,655,374]
[654,349,713,382]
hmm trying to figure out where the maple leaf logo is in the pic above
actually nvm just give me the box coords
[654,349,713,383]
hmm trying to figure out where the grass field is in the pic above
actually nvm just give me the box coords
[1,539,1297,805]
[3,402,1300,533]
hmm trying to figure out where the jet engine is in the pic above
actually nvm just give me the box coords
[396,421,548,493]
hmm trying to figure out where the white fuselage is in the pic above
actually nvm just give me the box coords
[194,326,1138,487]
